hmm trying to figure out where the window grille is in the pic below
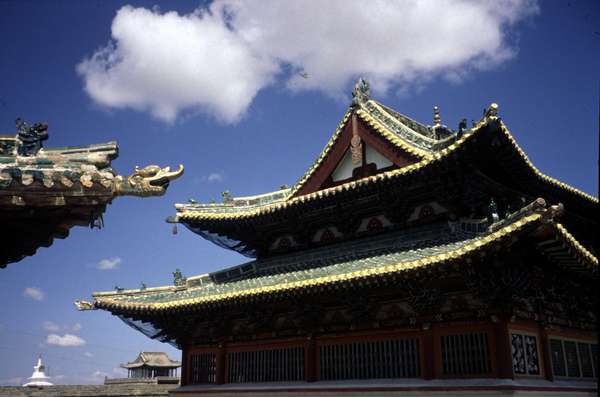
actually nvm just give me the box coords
[550,338,598,379]
[227,346,304,383]
[319,338,420,380]
[441,332,491,376]
[189,352,216,384]
[510,333,540,375]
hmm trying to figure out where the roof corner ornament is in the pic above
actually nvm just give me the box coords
[222,190,233,203]
[487,198,500,225]
[484,103,499,120]
[457,118,468,139]
[351,77,371,106]
[541,202,564,223]
[16,118,49,156]
[431,106,453,140]
[173,268,186,287]
[113,164,184,197]
[74,300,96,311]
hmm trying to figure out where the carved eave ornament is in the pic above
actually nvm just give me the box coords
[0,118,184,267]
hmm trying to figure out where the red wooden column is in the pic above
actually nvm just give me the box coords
[215,343,226,384]
[494,318,514,379]
[539,324,554,381]
[422,324,435,380]
[305,336,317,382]
[180,345,189,386]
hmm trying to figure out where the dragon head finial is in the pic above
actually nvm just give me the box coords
[114,164,184,197]
[74,300,96,311]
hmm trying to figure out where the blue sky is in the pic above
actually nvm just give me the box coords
[0,0,598,386]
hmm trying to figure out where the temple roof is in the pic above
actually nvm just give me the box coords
[172,81,597,258]
[77,199,597,317]
[0,120,183,267]
[120,352,180,369]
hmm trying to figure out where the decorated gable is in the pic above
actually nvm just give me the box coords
[293,112,421,197]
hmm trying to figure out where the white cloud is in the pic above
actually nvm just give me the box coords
[65,323,82,332]
[97,257,121,270]
[46,333,86,347]
[206,172,224,183]
[84,351,94,358]
[43,321,60,332]
[78,1,537,123]
[77,5,277,123]
[23,287,45,301]
[92,370,109,379]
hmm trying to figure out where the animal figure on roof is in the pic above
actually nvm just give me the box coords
[16,118,48,156]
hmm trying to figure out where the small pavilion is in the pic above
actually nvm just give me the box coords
[121,352,181,379]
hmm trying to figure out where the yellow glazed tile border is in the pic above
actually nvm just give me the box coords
[95,213,542,313]
[498,124,598,204]
[554,223,598,267]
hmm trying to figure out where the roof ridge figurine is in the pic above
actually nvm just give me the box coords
[15,118,48,156]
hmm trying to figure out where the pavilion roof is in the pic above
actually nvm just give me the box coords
[120,352,181,369]
[77,199,597,317]
[172,84,596,248]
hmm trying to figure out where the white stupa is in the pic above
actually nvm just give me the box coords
[23,356,53,387]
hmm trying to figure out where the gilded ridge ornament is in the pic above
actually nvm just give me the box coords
[485,103,499,120]
[433,106,442,127]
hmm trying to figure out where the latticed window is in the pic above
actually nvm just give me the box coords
[511,332,540,376]
[227,346,304,383]
[550,338,597,379]
[189,352,217,384]
[319,338,420,380]
[440,332,491,376]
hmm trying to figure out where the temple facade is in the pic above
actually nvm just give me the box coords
[78,79,597,396]
[0,119,183,267]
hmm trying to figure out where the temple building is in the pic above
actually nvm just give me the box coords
[104,352,180,385]
[0,119,183,267]
[78,79,597,396]
[23,356,53,387]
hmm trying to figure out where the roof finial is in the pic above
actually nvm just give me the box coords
[351,77,370,106]
[484,103,499,120]
[433,106,442,127]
